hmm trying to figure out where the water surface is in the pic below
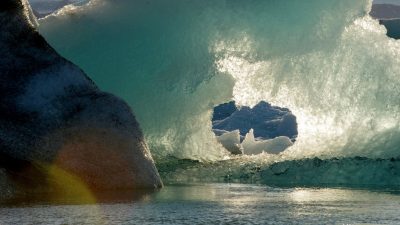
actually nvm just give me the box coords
[1,184,400,224]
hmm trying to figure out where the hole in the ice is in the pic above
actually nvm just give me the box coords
[212,101,298,155]
[379,20,400,39]
[370,4,400,40]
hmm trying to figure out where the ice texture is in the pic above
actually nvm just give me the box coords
[159,156,400,188]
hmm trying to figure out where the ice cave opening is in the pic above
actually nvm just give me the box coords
[212,101,298,156]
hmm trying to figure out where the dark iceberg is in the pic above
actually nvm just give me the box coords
[0,0,162,201]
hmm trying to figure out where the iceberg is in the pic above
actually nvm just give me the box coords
[32,0,400,187]
[36,0,397,161]
[0,0,162,202]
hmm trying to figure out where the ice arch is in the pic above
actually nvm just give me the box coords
[37,0,400,161]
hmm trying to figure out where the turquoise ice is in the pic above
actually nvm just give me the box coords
[37,0,400,164]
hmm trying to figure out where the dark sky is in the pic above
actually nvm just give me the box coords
[374,0,400,5]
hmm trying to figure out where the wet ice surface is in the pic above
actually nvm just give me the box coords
[1,184,400,225]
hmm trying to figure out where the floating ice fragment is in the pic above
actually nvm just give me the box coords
[242,129,293,155]
[216,130,242,155]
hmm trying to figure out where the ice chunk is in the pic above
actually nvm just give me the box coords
[216,130,242,155]
[242,129,293,155]
[262,136,294,154]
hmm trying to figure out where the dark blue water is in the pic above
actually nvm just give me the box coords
[1,184,400,225]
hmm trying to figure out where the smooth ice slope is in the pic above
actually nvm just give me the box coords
[38,0,400,162]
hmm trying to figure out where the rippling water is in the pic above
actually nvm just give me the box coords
[1,184,400,224]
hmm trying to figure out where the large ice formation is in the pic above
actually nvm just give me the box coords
[37,0,400,161]
[33,0,400,187]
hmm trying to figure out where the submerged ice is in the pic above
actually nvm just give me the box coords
[37,0,400,164]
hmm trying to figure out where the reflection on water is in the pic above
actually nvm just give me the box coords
[1,184,400,224]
